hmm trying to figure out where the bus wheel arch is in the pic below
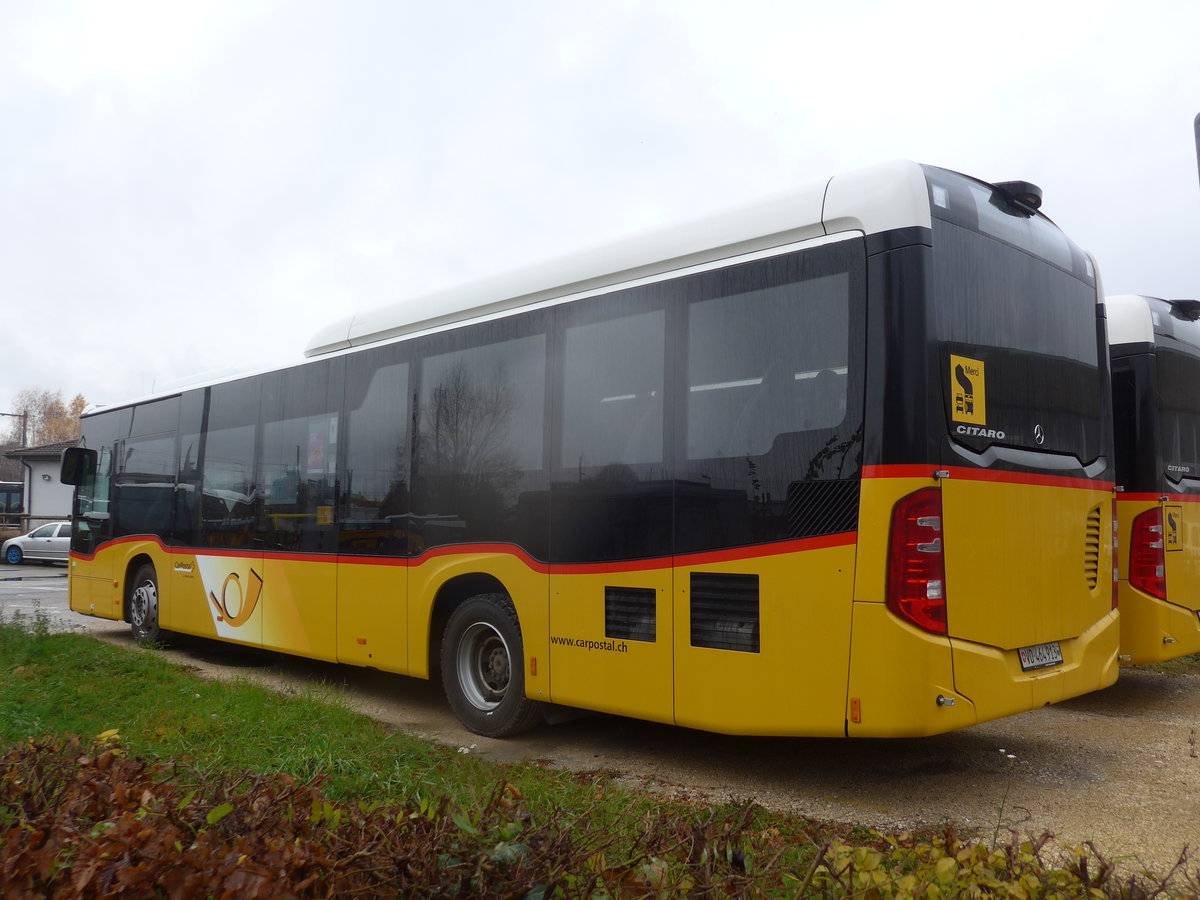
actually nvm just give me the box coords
[428,573,508,679]
[125,557,162,646]
[434,579,544,737]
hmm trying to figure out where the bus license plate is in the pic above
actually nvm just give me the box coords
[1018,641,1064,671]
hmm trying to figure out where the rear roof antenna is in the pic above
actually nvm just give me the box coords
[994,180,1043,216]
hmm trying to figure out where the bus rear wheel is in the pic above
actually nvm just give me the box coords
[440,593,543,737]
[128,564,163,646]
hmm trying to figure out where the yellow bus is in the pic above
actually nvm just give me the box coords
[1108,294,1200,663]
[62,161,1119,738]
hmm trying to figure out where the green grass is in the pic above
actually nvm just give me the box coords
[0,610,779,855]
[2,609,1196,897]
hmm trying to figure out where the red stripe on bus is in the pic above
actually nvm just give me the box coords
[1120,492,1200,504]
[70,535,341,566]
[71,532,858,574]
[862,464,1113,492]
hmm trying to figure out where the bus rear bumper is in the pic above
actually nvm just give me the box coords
[846,605,1120,737]
[1117,583,1200,664]
[846,602,978,737]
[950,608,1120,725]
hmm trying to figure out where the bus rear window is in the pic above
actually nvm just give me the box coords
[931,221,1103,463]
[1156,349,1200,482]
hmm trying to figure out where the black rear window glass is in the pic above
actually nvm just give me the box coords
[931,220,1103,463]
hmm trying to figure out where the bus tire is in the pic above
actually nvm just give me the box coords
[440,593,543,737]
[128,563,163,646]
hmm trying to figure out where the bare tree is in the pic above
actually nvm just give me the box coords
[3,388,88,446]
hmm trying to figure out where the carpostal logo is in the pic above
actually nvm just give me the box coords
[956,424,1006,439]
[195,557,264,637]
[208,568,263,627]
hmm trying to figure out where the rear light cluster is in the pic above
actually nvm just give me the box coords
[887,488,948,635]
[1129,507,1166,600]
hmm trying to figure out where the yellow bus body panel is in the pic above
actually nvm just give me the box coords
[261,556,337,662]
[1116,495,1200,664]
[941,473,1119,708]
[69,560,119,620]
[849,469,1118,735]
[69,540,153,624]
[549,566,675,724]
[336,558,408,671]
[167,551,224,640]
[941,475,1114,650]
[671,539,857,736]
[846,602,975,736]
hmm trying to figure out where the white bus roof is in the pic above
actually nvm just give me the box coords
[1106,294,1158,346]
[1106,294,1200,347]
[305,159,933,358]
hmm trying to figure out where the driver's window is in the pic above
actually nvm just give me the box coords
[32,525,55,538]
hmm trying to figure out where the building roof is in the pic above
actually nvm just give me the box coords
[4,439,79,461]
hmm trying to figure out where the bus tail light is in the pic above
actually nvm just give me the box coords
[1129,507,1166,600]
[887,488,948,635]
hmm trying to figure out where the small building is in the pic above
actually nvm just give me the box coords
[4,440,78,530]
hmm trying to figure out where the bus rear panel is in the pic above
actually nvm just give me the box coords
[1109,294,1200,663]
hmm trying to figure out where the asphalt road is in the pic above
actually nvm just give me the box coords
[2,570,1197,875]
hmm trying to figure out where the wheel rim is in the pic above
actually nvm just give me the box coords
[455,621,511,711]
[5,547,19,564]
[131,579,158,630]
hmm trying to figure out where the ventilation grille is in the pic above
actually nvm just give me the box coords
[1084,505,1102,590]
[605,587,656,643]
[786,479,860,539]
[690,573,759,653]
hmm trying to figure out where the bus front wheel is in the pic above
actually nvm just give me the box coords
[440,593,543,737]
[128,564,162,646]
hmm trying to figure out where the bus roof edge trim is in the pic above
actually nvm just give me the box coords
[305,159,932,358]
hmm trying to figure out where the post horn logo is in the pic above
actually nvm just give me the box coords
[208,568,263,628]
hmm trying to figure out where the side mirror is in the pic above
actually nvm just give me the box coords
[60,447,97,486]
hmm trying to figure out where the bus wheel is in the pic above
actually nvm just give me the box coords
[129,564,162,646]
[440,593,543,737]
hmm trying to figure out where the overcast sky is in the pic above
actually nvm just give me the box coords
[2,0,1198,419]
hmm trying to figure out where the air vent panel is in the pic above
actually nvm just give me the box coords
[786,479,860,538]
[605,587,657,643]
[1084,505,1101,590]
[690,572,759,653]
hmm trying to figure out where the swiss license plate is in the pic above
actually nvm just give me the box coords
[1018,641,1064,672]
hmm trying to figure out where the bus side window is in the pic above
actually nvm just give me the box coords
[561,308,665,470]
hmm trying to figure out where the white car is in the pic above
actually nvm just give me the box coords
[3,521,71,565]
